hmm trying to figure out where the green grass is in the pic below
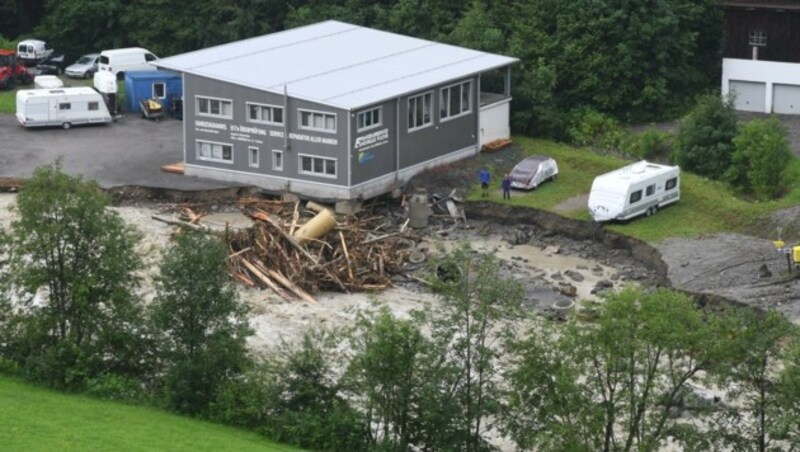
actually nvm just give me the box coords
[0,375,301,452]
[473,136,800,243]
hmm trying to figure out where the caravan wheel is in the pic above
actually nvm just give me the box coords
[62,122,71,130]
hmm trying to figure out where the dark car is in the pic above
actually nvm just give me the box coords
[27,54,66,76]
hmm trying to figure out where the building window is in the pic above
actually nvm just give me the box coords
[408,91,433,131]
[196,96,232,118]
[196,140,233,163]
[59,103,70,110]
[630,190,642,204]
[299,154,336,178]
[645,184,655,196]
[247,102,283,125]
[299,109,336,133]
[357,106,381,132]
[88,102,99,111]
[272,150,283,171]
[749,30,767,47]
[249,147,259,168]
[665,177,677,191]
[440,80,472,120]
[153,82,166,99]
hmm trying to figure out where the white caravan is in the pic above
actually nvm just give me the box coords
[588,160,680,222]
[16,87,112,129]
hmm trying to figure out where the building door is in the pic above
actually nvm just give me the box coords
[773,84,800,115]
[729,80,766,112]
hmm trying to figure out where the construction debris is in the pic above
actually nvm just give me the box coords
[225,199,421,301]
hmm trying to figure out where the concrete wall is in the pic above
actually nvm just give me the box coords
[722,58,800,113]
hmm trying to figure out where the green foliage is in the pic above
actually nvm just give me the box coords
[0,375,299,451]
[674,93,738,179]
[252,333,368,451]
[709,309,798,451]
[445,0,505,54]
[727,117,792,200]
[0,163,146,390]
[566,108,624,151]
[622,128,674,161]
[505,287,722,450]
[150,231,252,416]
[427,243,524,451]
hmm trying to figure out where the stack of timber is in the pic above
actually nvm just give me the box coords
[226,199,420,301]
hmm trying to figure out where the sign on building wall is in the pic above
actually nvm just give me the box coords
[355,128,389,164]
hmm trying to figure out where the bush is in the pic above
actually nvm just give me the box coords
[623,128,674,161]
[726,117,792,200]
[567,108,624,152]
[85,374,144,402]
[674,94,738,179]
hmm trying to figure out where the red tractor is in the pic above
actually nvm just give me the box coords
[0,49,33,90]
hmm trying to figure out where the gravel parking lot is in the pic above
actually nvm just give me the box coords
[0,113,238,190]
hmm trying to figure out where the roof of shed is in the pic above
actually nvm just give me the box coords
[155,20,518,110]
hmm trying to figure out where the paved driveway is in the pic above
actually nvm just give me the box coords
[0,114,239,190]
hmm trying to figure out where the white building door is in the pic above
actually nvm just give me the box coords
[773,84,800,115]
[729,80,766,112]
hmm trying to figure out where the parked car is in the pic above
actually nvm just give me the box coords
[65,53,100,79]
[509,155,559,190]
[98,48,158,80]
[27,54,66,76]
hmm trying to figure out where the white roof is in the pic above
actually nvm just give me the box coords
[156,20,518,110]
[17,87,100,98]
[593,161,679,189]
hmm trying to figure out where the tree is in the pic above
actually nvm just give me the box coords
[150,231,252,415]
[709,309,798,451]
[505,287,723,451]
[344,307,428,450]
[674,93,738,179]
[427,243,524,451]
[726,117,791,200]
[0,163,145,389]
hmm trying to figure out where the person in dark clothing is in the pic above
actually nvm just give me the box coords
[502,173,512,200]
[479,168,491,197]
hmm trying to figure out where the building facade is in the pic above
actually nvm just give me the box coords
[721,1,800,114]
[157,21,517,201]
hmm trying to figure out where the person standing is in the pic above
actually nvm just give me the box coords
[479,168,491,197]
[502,174,512,200]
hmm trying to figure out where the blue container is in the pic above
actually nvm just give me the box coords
[123,70,182,114]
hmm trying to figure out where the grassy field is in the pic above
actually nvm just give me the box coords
[0,375,300,452]
[472,136,800,243]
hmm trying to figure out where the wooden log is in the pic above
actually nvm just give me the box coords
[250,210,318,264]
[241,258,292,300]
[152,214,208,231]
[340,231,354,283]
[264,267,317,304]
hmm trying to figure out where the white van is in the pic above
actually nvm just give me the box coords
[588,160,680,222]
[98,47,158,79]
[16,87,112,129]
[17,39,53,65]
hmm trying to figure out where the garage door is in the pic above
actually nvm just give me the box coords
[773,84,800,114]
[729,80,766,112]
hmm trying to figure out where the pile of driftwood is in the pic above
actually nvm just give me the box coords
[226,199,419,302]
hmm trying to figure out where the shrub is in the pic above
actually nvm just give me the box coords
[567,108,624,152]
[623,128,674,161]
[726,117,792,200]
[674,94,738,179]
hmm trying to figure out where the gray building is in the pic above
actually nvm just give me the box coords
[157,20,518,202]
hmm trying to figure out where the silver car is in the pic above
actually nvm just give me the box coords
[65,53,100,79]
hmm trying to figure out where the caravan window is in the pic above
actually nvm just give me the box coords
[88,102,99,111]
[630,190,642,204]
[646,184,655,196]
[59,103,71,110]
[665,177,677,191]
